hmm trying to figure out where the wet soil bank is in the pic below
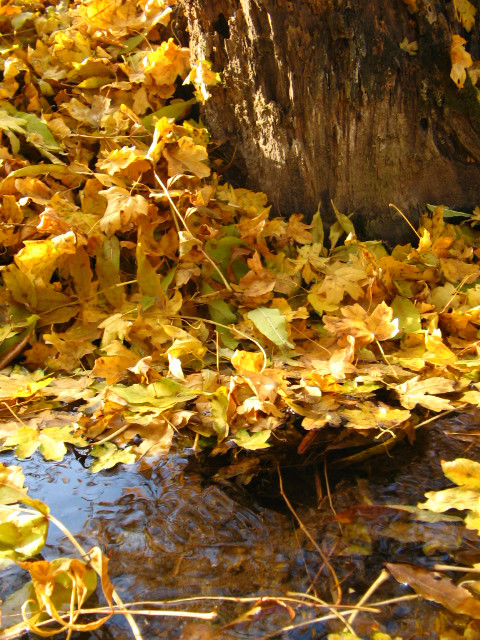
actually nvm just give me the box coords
[2,410,480,639]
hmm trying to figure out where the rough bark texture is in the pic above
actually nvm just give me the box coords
[182,0,480,244]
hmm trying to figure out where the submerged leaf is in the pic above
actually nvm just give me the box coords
[388,563,480,618]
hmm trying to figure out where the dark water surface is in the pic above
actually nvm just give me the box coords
[2,410,480,639]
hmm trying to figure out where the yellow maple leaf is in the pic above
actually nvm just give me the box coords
[92,341,140,384]
[144,39,190,87]
[450,35,473,89]
[215,185,271,218]
[231,350,265,373]
[316,259,369,305]
[443,458,480,488]
[14,232,77,286]
[453,0,476,31]
[395,376,456,410]
[187,59,221,102]
[97,146,151,178]
[340,402,411,432]
[99,187,149,235]
[323,302,399,347]
[440,257,480,284]
[75,0,138,37]
[163,136,210,178]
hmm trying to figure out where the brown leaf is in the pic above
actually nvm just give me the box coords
[387,563,480,618]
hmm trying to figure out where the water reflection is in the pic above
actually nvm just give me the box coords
[2,411,480,638]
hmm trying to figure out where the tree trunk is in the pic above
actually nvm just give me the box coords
[182,0,480,244]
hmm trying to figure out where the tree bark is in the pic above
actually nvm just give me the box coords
[182,0,480,244]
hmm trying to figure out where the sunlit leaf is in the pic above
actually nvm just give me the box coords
[395,376,456,410]
[2,425,88,461]
[232,430,271,450]
[89,442,137,473]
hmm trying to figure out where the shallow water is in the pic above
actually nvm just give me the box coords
[2,410,480,639]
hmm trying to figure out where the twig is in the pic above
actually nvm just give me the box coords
[277,464,342,604]
[46,514,144,640]
[389,203,421,239]
[94,424,131,446]
[347,568,390,628]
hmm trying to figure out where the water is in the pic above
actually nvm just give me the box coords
[2,410,480,638]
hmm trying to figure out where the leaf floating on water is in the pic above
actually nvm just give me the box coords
[89,442,137,473]
[387,563,480,618]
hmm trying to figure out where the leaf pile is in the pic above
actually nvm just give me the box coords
[2,0,480,470]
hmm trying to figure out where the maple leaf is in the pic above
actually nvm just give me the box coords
[394,376,456,410]
[323,302,399,347]
[314,259,369,305]
[399,37,418,55]
[453,0,476,31]
[339,402,411,432]
[186,59,221,102]
[419,458,480,535]
[232,429,271,450]
[2,426,88,461]
[99,187,149,235]
[450,35,473,89]
[163,136,210,178]
[89,442,137,473]
[144,39,190,87]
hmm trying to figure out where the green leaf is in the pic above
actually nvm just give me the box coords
[391,296,422,334]
[142,98,197,132]
[207,299,239,349]
[89,442,137,473]
[232,430,271,450]
[207,299,237,325]
[210,387,229,439]
[247,307,294,351]
[311,202,324,248]
[110,380,199,410]
[0,100,63,160]
[427,204,471,219]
